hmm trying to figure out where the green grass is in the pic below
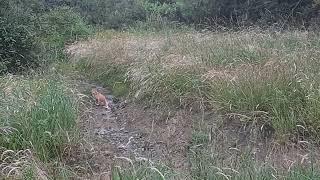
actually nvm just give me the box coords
[0,71,79,178]
[0,7,93,179]
[208,65,307,140]
[189,129,320,180]
[75,58,130,97]
[109,127,320,180]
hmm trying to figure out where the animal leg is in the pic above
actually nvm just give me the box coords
[95,99,99,106]
[104,100,111,110]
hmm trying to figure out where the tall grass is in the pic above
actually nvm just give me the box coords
[0,72,78,162]
[204,32,320,140]
[189,129,320,180]
[209,64,308,140]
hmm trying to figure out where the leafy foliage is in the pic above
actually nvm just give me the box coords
[176,0,316,26]
[39,0,320,28]
[0,1,92,74]
[39,6,92,46]
[0,0,39,74]
[42,0,147,28]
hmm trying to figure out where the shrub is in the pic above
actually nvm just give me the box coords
[87,0,146,29]
[38,6,92,61]
[0,1,93,74]
[0,0,39,74]
[140,0,178,18]
[176,0,316,27]
[42,0,147,29]
[39,6,92,47]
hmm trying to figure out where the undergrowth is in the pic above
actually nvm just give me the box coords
[0,71,79,178]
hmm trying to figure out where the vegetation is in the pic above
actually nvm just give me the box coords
[0,0,39,73]
[111,159,177,180]
[0,71,79,178]
[189,128,320,180]
[38,6,92,61]
[73,29,320,140]
[0,0,88,178]
[39,0,320,29]
[0,0,91,74]
[1,0,320,179]
[73,29,320,178]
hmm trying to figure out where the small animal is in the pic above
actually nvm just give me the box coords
[91,88,110,110]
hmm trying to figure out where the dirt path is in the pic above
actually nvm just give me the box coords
[65,76,192,179]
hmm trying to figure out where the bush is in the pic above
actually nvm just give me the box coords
[0,2,92,74]
[176,0,315,26]
[0,18,38,74]
[39,6,92,47]
[38,6,92,61]
[0,0,39,74]
[39,0,320,28]
[41,0,147,29]
[85,0,146,29]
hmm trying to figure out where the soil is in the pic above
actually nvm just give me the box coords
[65,76,192,179]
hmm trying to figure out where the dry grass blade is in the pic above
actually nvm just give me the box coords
[0,149,32,178]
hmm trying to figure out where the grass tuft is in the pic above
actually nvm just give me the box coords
[111,156,179,180]
[189,128,320,180]
[0,72,78,162]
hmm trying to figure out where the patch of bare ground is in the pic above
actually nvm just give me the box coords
[0,148,49,179]
[64,75,192,179]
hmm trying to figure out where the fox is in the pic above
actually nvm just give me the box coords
[91,88,110,110]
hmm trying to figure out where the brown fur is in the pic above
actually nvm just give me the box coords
[91,88,110,109]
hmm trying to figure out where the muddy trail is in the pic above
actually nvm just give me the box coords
[65,76,193,179]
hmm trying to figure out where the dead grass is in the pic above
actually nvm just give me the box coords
[0,147,50,179]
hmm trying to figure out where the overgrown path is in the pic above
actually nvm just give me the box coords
[67,75,192,179]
